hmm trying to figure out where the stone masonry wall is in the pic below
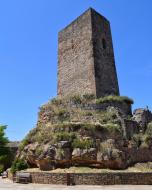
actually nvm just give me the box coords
[58,9,96,96]
[68,101,132,116]
[21,171,152,185]
[39,101,132,122]
[92,10,119,97]
[58,8,119,98]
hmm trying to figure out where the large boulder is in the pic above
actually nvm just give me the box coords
[36,158,56,170]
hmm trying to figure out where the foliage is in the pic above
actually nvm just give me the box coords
[103,123,121,133]
[35,147,43,156]
[19,127,48,149]
[96,95,134,105]
[51,97,62,105]
[132,134,143,147]
[55,132,76,142]
[0,164,4,174]
[72,139,95,149]
[70,95,82,104]
[70,94,95,105]
[146,122,152,136]
[0,125,9,146]
[57,109,70,122]
[84,111,93,116]
[82,94,95,101]
[99,109,119,124]
[143,135,152,146]
[19,138,29,151]
[0,125,11,172]
[81,123,94,131]
[11,159,28,174]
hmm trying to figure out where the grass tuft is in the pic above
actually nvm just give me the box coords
[96,96,134,105]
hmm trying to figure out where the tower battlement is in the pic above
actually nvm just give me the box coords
[57,8,119,98]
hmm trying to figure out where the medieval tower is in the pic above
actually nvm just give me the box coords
[57,8,119,98]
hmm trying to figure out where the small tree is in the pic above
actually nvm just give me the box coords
[0,125,10,172]
[11,159,28,174]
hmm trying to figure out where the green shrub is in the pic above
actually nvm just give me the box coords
[82,94,95,101]
[81,124,96,133]
[0,125,12,170]
[34,130,53,144]
[146,122,152,136]
[54,123,82,132]
[96,96,134,105]
[103,123,121,133]
[20,127,40,146]
[144,135,152,145]
[51,98,62,105]
[0,164,4,174]
[19,138,29,151]
[0,125,9,146]
[99,109,118,124]
[132,134,143,147]
[57,109,70,122]
[55,132,76,142]
[83,111,93,117]
[82,123,93,130]
[11,159,28,174]
[70,95,82,104]
[72,139,95,149]
[35,147,43,156]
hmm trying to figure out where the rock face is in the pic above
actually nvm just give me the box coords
[17,95,152,171]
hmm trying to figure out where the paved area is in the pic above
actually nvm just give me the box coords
[1,177,152,190]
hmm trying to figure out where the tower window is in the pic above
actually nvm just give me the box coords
[102,38,106,49]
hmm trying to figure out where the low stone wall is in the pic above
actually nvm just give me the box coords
[24,172,152,185]
[30,172,67,184]
[69,101,132,116]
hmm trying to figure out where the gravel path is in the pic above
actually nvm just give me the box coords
[1,177,152,190]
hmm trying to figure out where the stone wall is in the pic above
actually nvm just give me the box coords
[58,8,119,98]
[133,108,152,131]
[68,101,132,116]
[91,9,119,98]
[21,171,152,185]
[58,8,95,97]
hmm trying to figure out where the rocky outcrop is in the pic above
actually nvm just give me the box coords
[17,96,152,170]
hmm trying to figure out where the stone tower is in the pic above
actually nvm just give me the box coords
[57,8,119,98]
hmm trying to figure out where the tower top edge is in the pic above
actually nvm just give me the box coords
[58,7,109,34]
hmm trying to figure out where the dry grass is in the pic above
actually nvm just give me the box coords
[24,163,152,173]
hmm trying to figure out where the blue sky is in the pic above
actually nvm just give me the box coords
[0,0,152,141]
